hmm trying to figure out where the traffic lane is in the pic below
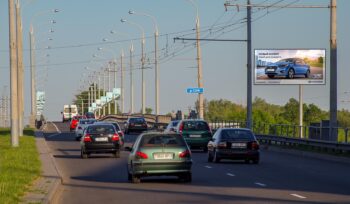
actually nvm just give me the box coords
[191,150,350,203]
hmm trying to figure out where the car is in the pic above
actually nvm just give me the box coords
[264,58,310,79]
[70,115,86,132]
[124,117,148,134]
[127,132,192,183]
[75,119,97,141]
[80,123,122,158]
[164,120,179,133]
[85,112,95,119]
[207,128,260,164]
[94,121,125,147]
[174,119,212,152]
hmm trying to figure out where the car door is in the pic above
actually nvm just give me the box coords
[208,129,221,151]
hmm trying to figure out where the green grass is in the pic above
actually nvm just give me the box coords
[0,128,41,204]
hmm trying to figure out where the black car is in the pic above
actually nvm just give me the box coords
[207,128,260,164]
[95,121,125,146]
[124,117,148,134]
[80,123,122,158]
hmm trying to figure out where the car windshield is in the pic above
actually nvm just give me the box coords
[87,125,115,134]
[277,58,295,63]
[221,129,255,140]
[183,121,210,131]
[80,119,96,124]
[129,118,145,123]
[140,134,185,147]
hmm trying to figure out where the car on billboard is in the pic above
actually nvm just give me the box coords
[264,58,310,79]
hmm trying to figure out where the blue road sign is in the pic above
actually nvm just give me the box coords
[186,88,204,94]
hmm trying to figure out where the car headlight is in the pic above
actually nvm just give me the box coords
[279,64,288,68]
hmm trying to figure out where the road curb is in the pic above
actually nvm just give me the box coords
[21,131,63,204]
[263,144,350,164]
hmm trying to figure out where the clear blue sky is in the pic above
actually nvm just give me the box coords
[1,0,349,121]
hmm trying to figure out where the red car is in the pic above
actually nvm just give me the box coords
[70,115,85,132]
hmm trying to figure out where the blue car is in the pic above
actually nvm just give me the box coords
[265,58,310,79]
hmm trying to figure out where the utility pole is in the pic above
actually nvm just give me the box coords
[329,0,337,141]
[141,34,145,114]
[130,43,134,113]
[9,0,19,147]
[29,25,36,128]
[113,62,117,114]
[195,9,204,120]
[155,24,159,116]
[247,0,252,129]
[16,0,24,136]
[120,50,124,114]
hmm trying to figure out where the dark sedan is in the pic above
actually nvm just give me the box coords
[80,123,122,158]
[124,117,148,134]
[207,128,260,164]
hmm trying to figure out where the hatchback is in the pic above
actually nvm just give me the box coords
[80,123,122,158]
[207,128,260,164]
[124,117,148,134]
[127,133,192,183]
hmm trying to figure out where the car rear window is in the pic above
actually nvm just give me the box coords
[80,119,96,124]
[129,118,146,123]
[221,129,255,140]
[111,123,121,131]
[140,134,186,147]
[87,125,115,134]
[183,121,210,131]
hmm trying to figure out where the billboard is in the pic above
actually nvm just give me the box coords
[254,49,326,85]
[36,91,45,116]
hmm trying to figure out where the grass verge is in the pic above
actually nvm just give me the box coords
[0,128,41,204]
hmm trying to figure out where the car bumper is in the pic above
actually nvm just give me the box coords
[185,138,210,148]
[83,143,120,153]
[131,160,192,176]
[216,149,259,160]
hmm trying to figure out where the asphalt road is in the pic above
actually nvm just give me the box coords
[42,122,350,204]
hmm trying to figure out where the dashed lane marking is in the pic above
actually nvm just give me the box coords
[227,173,235,177]
[255,182,267,187]
[290,194,306,199]
[204,165,213,169]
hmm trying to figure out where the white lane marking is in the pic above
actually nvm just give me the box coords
[255,182,267,187]
[227,173,235,177]
[204,165,212,169]
[50,122,61,133]
[290,194,306,199]
[47,133,62,138]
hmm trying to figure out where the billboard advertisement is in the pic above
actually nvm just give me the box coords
[254,49,326,85]
[36,91,45,116]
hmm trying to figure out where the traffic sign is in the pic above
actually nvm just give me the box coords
[186,88,204,94]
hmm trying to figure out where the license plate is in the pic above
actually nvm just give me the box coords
[189,134,201,138]
[231,143,247,148]
[95,137,108,142]
[267,69,275,72]
[153,153,173,160]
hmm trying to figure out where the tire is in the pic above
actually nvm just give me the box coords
[203,146,208,153]
[183,172,192,183]
[305,70,310,78]
[113,150,120,158]
[207,151,213,162]
[81,149,88,159]
[131,175,141,183]
[245,159,250,164]
[287,69,295,79]
[267,75,275,79]
[127,173,132,181]
[213,149,220,163]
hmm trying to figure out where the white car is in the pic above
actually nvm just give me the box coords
[75,119,97,141]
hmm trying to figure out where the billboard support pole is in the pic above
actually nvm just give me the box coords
[329,0,337,141]
[247,0,252,129]
[299,85,303,138]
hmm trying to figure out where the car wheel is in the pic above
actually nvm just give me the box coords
[131,175,141,183]
[305,70,310,78]
[287,69,295,79]
[203,146,208,153]
[213,149,220,163]
[245,159,250,164]
[113,150,120,158]
[183,172,192,183]
[127,173,132,181]
[81,149,88,159]
[267,75,274,79]
[207,151,213,162]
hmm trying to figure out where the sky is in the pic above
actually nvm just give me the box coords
[0,0,349,122]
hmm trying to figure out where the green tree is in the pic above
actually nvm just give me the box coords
[280,98,299,124]
[318,56,324,64]
[145,107,153,114]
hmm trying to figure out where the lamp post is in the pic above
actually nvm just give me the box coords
[185,0,203,119]
[121,18,146,114]
[129,10,159,115]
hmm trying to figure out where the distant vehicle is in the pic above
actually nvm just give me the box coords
[70,115,86,132]
[164,120,179,132]
[207,128,260,164]
[80,123,122,158]
[85,112,95,119]
[124,117,148,134]
[265,58,310,79]
[127,133,192,183]
[175,120,212,152]
[75,119,97,141]
[62,105,78,122]
[95,121,124,146]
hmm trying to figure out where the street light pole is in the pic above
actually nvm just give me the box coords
[120,50,124,113]
[29,25,36,128]
[16,0,24,136]
[130,43,134,113]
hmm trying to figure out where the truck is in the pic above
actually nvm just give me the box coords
[62,104,78,122]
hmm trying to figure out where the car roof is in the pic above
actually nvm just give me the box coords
[219,128,253,132]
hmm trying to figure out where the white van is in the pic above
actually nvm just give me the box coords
[62,105,78,122]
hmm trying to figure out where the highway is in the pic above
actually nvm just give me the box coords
[42,122,350,204]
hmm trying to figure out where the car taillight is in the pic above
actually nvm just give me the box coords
[136,151,148,159]
[118,131,124,137]
[217,142,227,149]
[112,133,119,141]
[130,123,135,127]
[179,150,191,158]
[83,134,92,142]
[251,141,259,150]
[179,123,184,133]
